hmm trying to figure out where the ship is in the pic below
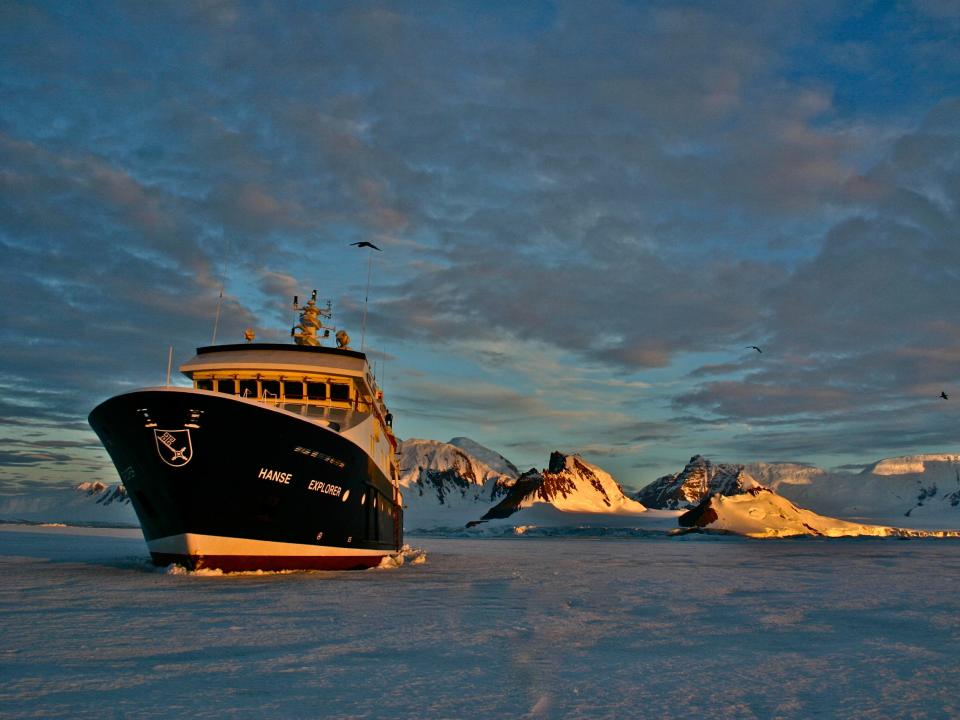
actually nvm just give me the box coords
[88,291,403,571]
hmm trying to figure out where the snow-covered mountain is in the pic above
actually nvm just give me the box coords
[677,486,959,538]
[741,461,827,488]
[747,453,960,528]
[398,438,519,530]
[477,451,648,523]
[447,437,520,478]
[76,481,130,506]
[0,481,136,527]
[865,454,960,475]
[637,452,960,530]
[635,455,762,509]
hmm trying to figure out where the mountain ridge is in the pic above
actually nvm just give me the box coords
[6,441,960,537]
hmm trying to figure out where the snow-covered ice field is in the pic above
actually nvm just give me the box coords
[2,524,959,719]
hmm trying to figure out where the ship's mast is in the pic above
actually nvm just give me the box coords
[291,290,332,346]
[291,290,351,349]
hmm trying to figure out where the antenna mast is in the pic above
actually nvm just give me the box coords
[211,240,229,345]
[361,250,372,352]
[211,290,223,345]
[348,240,382,352]
[291,290,335,346]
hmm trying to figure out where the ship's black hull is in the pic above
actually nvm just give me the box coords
[89,388,402,571]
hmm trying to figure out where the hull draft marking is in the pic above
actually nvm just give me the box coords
[154,428,193,467]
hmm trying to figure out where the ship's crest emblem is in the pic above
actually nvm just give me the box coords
[154,429,193,467]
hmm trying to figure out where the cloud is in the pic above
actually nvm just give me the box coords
[669,100,960,451]
[394,379,597,426]
[2,2,959,488]
[0,449,75,467]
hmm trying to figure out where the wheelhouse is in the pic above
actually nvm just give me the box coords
[179,343,394,435]
[192,374,361,409]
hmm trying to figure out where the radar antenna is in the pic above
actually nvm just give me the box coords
[291,290,333,346]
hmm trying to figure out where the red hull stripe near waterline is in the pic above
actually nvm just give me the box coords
[150,552,384,571]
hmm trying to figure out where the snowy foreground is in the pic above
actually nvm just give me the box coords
[3,524,960,719]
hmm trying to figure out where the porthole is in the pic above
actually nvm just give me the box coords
[341,490,350,502]
[361,493,366,505]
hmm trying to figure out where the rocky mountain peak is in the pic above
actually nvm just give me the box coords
[635,454,760,509]
[449,437,520,477]
[478,451,646,521]
[76,481,108,495]
[75,481,129,505]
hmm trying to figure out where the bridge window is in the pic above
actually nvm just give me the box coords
[217,379,236,395]
[196,379,213,391]
[283,381,304,400]
[261,380,280,399]
[306,382,326,400]
[238,379,257,398]
[330,383,351,402]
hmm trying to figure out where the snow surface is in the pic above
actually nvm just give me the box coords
[3,524,960,719]
[469,504,680,536]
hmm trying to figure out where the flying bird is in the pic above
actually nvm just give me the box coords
[941,391,949,400]
[746,346,762,353]
[350,241,381,251]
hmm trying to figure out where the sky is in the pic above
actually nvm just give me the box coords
[1,0,958,493]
